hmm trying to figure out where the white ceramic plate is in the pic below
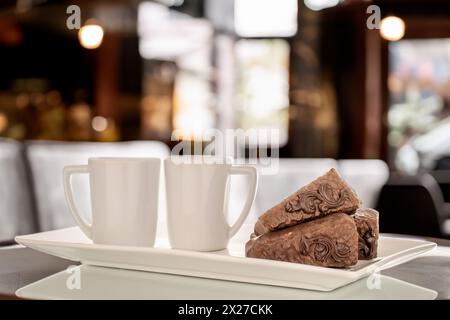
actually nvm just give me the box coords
[16,265,438,300]
[15,226,436,291]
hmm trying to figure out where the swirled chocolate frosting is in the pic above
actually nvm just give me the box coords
[246,213,359,268]
[254,168,361,236]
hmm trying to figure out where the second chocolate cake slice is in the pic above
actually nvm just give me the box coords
[254,168,361,236]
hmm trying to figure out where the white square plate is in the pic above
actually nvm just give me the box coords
[15,226,436,291]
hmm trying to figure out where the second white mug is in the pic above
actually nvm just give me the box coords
[165,157,258,251]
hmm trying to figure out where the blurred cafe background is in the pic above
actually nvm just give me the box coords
[1,0,450,243]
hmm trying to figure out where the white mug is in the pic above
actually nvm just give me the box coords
[63,158,161,246]
[165,157,258,251]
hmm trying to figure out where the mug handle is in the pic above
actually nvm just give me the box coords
[63,165,92,239]
[227,166,258,238]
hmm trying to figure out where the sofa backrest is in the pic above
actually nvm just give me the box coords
[0,139,37,242]
[337,159,389,208]
[25,140,170,231]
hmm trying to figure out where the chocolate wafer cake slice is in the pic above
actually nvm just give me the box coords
[254,168,361,236]
[353,208,379,260]
[246,213,359,268]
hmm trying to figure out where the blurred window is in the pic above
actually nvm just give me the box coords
[388,39,450,171]
[138,1,293,145]
[138,2,213,140]
[234,0,297,37]
[235,39,290,146]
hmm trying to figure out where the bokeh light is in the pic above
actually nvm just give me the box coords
[380,16,405,41]
[78,21,104,49]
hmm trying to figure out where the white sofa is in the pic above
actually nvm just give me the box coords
[0,140,390,242]
[0,139,36,242]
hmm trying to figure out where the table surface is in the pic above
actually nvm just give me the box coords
[1,235,450,300]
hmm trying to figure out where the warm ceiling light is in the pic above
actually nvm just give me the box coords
[78,21,104,49]
[380,16,405,41]
[92,116,108,132]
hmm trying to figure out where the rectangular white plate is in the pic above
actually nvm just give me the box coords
[15,226,436,291]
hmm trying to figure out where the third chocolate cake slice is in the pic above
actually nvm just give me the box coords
[353,208,379,260]
[254,168,361,236]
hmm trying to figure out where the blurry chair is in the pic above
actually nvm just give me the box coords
[434,156,450,171]
[376,173,450,239]
[25,141,170,231]
[430,170,450,203]
[338,159,389,208]
[0,139,37,243]
[254,158,338,215]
